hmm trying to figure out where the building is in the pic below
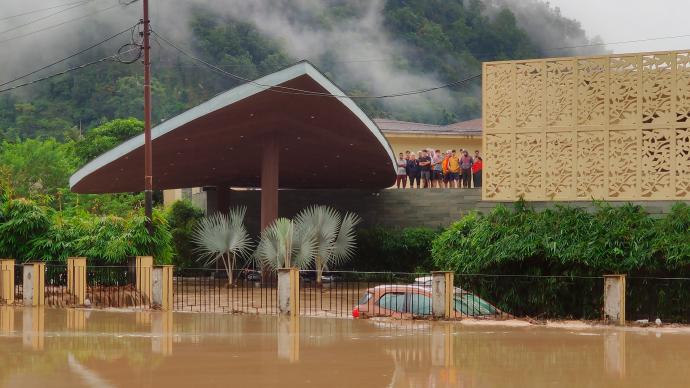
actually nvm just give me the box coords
[375,118,483,156]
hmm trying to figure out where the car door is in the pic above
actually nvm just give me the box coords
[406,292,432,317]
[376,292,407,318]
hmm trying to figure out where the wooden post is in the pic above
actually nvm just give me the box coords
[432,271,454,318]
[0,259,15,305]
[153,265,174,311]
[67,257,86,305]
[22,262,45,306]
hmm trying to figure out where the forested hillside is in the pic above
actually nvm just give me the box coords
[0,0,595,142]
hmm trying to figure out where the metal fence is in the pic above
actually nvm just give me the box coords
[626,277,690,323]
[454,274,605,320]
[87,266,148,309]
[173,268,278,314]
[298,270,429,318]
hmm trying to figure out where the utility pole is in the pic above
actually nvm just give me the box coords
[142,0,153,234]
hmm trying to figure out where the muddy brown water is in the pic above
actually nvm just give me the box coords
[1,307,689,387]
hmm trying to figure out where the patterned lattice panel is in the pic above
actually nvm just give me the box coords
[483,50,690,201]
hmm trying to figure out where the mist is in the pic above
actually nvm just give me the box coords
[0,0,599,120]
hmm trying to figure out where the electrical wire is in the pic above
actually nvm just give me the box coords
[0,0,91,22]
[151,30,481,99]
[0,22,141,88]
[0,0,95,36]
[0,2,128,46]
[0,46,141,94]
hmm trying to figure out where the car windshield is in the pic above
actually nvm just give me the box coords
[358,292,372,305]
[454,293,497,316]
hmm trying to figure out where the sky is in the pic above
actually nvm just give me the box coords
[547,0,690,54]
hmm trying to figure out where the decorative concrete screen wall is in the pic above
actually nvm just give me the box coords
[482,50,690,201]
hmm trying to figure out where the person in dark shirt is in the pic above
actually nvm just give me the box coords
[418,150,432,188]
[406,153,421,188]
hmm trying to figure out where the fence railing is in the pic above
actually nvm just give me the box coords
[298,270,430,318]
[626,277,690,323]
[454,274,605,321]
[7,262,690,323]
[173,268,278,314]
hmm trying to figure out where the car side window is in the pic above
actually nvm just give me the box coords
[407,293,432,316]
[378,292,406,313]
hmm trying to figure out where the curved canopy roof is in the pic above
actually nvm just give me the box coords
[70,61,397,193]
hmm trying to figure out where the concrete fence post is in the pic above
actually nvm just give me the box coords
[152,265,174,311]
[130,256,153,304]
[604,274,626,325]
[67,257,86,305]
[0,259,15,305]
[278,268,299,316]
[431,271,454,318]
[22,262,45,306]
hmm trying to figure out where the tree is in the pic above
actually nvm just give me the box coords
[75,118,143,163]
[296,206,360,286]
[0,138,78,198]
[191,207,253,286]
[254,218,315,270]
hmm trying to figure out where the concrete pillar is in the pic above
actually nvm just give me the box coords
[22,262,45,306]
[431,271,454,318]
[67,257,86,305]
[130,256,153,304]
[604,274,626,325]
[261,136,279,230]
[0,259,15,305]
[278,268,299,316]
[152,265,174,311]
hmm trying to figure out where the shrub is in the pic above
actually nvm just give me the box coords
[431,202,690,319]
[166,200,205,269]
[349,227,439,272]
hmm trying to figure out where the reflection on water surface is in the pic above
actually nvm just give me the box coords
[1,306,689,387]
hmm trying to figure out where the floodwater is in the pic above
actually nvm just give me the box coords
[1,307,690,387]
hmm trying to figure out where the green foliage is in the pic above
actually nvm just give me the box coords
[254,218,315,270]
[350,227,440,272]
[0,138,79,198]
[431,202,690,319]
[166,200,205,268]
[0,193,172,264]
[75,118,144,163]
[0,197,51,261]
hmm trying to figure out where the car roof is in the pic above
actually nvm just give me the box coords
[366,284,431,294]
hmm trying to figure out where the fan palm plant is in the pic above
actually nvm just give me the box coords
[296,205,360,286]
[191,207,253,286]
[254,218,315,270]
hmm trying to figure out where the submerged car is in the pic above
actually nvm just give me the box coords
[352,284,500,319]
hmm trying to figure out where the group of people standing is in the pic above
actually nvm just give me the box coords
[396,149,483,189]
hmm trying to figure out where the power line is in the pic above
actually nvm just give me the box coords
[151,30,481,99]
[0,46,141,94]
[0,0,90,22]
[0,2,125,46]
[0,23,141,88]
[543,33,690,52]
[0,0,94,36]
